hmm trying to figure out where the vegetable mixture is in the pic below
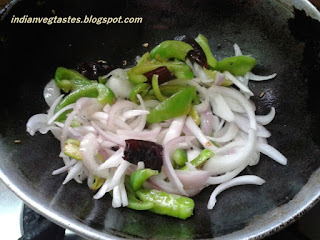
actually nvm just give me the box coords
[27,34,286,219]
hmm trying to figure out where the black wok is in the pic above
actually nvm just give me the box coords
[0,0,320,239]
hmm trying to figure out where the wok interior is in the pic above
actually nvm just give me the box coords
[0,0,320,238]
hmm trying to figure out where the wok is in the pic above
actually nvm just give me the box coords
[0,0,320,239]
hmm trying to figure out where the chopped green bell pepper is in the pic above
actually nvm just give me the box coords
[150,40,194,61]
[173,149,188,167]
[146,87,196,124]
[129,82,151,103]
[63,138,82,160]
[125,177,155,210]
[90,176,105,191]
[180,149,213,170]
[55,67,92,93]
[216,55,257,76]
[130,168,159,191]
[136,189,194,219]
[151,75,167,102]
[195,34,217,68]
[55,83,115,122]
[127,60,194,84]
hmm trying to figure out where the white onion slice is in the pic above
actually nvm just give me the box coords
[246,72,277,81]
[208,122,239,143]
[52,159,77,175]
[43,79,61,107]
[207,175,265,209]
[175,170,210,189]
[256,107,276,125]
[235,113,271,138]
[80,133,110,178]
[163,137,189,196]
[210,85,257,130]
[98,147,124,169]
[26,114,49,136]
[200,109,214,136]
[233,43,243,56]
[62,161,84,184]
[210,93,235,122]
[162,116,186,144]
[47,104,75,125]
[207,163,247,185]
[257,142,287,165]
[203,129,256,175]
[185,116,218,151]
[224,71,253,96]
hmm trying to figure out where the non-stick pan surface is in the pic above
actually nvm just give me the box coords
[0,0,320,239]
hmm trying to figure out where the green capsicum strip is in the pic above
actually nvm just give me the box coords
[124,177,154,210]
[90,176,106,191]
[55,67,92,93]
[136,189,195,219]
[150,40,194,61]
[180,149,213,170]
[216,55,257,76]
[55,83,115,122]
[189,106,200,125]
[146,87,196,124]
[195,34,217,68]
[173,148,188,167]
[127,60,194,84]
[63,138,82,160]
[130,168,159,191]
[129,83,151,103]
[151,75,167,102]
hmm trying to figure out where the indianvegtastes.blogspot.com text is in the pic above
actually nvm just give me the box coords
[11,15,143,25]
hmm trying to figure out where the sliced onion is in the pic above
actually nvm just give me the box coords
[207,175,265,209]
[47,94,65,119]
[214,72,225,86]
[209,85,257,130]
[207,163,247,185]
[257,142,287,165]
[119,180,128,207]
[256,107,276,125]
[43,79,61,107]
[203,129,257,175]
[235,113,271,138]
[210,93,235,122]
[208,122,239,143]
[92,121,125,146]
[163,137,189,196]
[106,69,133,99]
[94,160,130,199]
[47,103,75,125]
[62,161,84,185]
[80,133,110,178]
[162,116,186,144]
[122,110,149,120]
[200,109,214,136]
[175,170,210,189]
[194,94,210,113]
[26,114,49,136]
[185,116,218,151]
[52,159,77,175]
[233,43,243,56]
[224,71,253,96]
[98,147,124,169]
[246,72,277,81]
